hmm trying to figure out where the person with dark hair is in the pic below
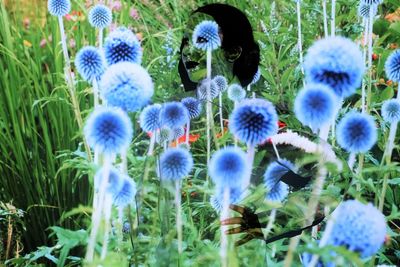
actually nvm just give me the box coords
[179,3,260,91]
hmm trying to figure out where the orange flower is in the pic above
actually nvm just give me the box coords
[171,133,200,147]
[385,8,400,23]
[23,40,32,48]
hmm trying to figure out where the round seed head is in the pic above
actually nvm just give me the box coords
[229,98,278,146]
[160,148,193,180]
[385,49,400,82]
[213,75,228,92]
[381,99,400,123]
[304,36,364,99]
[88,4,112,29]
[48,0,71,17]
[192,20,221,51]
[209,147,249,188]
[181,97,202,119]
[336,112,377,153]
[294,83,338,132]
[75,46,105,82]
[140,104,161,132]
[159,102,189,129]
[94,167,124,197]
[100,62,154,112]
[104,27,142,65]
[264,159,297,203]
[84,107,133,155]
[227,84,246,102]
[113,175,136,207]
[197,79,220,101]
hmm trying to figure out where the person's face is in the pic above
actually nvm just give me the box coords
[181,13,234,83]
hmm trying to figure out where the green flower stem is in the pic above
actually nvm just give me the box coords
[101,194,113,260]
[219,93,224,131]
[322,0,328,38]
[99,28,103,49]
[331,0,336,36]
[243,145,255,190]
[263,208,276,240]
[57,16,92,162]
[148,131,157,155]
[206,48,212,166]
[86,154,112,262]
[296,0,305,86]
[220,187,230,267]
[185,121,190,146]
[175,180,183,254]
[92,78,100,108]
[284,148,327,267]
[366,7,374,114]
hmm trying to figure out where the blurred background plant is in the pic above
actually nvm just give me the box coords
[0,0,399,266]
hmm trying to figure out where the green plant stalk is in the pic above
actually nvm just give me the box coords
[322,0,328,38]
[361,17,369,114]
[93,78,100,108]
[220,187,230,267]
[296,0,305,86]
[219,93,224,131]
[86,155,112,262]
[366,7,374,114]
[99,28,103,49]
[206,48,212,167]
[331,0,336,36]
[185,121,190,146]
[175,180,183,255]
[243,145,255,190]
[284,149,327,267]
[101,194,113,260]
[57,16,92,161]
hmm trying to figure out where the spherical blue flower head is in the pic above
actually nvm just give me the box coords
[251,67,261,85]
[122,221,131,233]
[160,148,193,180]
[213,75,228,92]
[75,46,105,82]
[197,79,220,100]
[104,27,142,65]
[159,102,189,129]
[361,0,383,5]
[294,84,338,132]
[229,98,278,146]
[48,0,71,17]
[113,176,136,207]
[156,127,173,144]
[304,36,364,98]
[192,20,221,51]
[336,112,377,153]
[84,107,133,154]
[228,84,246,102]
[172,126,185,140]
[181,97,202,119]
[100,62,154,112]
[94,167,124,197]
[209,147,249,188]
[264,159,297,203]
[358,2,377,18]
[139,104,161,132]
[327,200,386,258]
[382,99,400,123]
[88,4,112,29]
[210,186,242,212]
[385,49,400,82]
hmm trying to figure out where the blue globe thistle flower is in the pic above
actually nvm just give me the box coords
[251,67,261,85]
[228,84,246,102]
[209,147,249,188]
[385,49,400,82]
[88,4,112,29]
[139,104,161,132]
[361,0,383,5]
[264,159,297,203]
[304,36,364,98]
[48,0,71,17]
[192,20,221,51]
[104,27,142,65]
[156,127,173,144]
[382,99,400,123]
[113,176,136,207]
[100,62,154,112]
[210,186,242,212]
[197,79,220,100]
[213,75,228,92]
[181,97,202,119]
[94,167,124,197]
[84,107,133,155]
[358,3,377,18]
[160,148,193,180]
[294,84,338,132]
[159,102,189,129]
[229,98,278,146]
[336,112,377,153]
[327,200,386,258]
[75,46,105,82]
[172,126,185,140]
